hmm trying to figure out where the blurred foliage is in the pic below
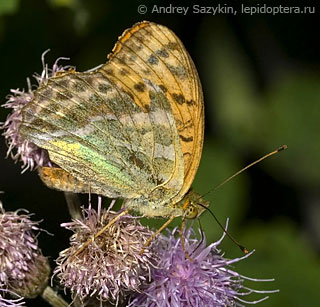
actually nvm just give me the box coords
[205,21,264,150]
[232,220,320,306]
[49,0,77,7]
[0,0,20,16]
[0,0,319,306]
[263,75,320,185]
[205,22,320,186]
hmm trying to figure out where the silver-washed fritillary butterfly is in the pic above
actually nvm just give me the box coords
[19,21,208,219]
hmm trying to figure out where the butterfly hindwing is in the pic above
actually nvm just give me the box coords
[20,69,184,200]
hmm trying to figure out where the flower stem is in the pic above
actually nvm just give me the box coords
[41,286,69,307]
[64,191,82,219]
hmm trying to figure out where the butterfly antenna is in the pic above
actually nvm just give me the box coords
[201,145,287,200]
[198,203,248,253]
[196,145,287,253]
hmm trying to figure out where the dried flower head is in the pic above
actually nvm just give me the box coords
[0,287,26,307]
[130,221,278,307]
[0,204,50,299]
[54,199,158,305]
[1,51,72,172]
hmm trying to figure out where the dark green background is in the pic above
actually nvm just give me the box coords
[0,0,319,306]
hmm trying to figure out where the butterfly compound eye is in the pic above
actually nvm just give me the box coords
[185,204,198,219]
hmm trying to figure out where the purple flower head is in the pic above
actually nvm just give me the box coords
[54,198,158,305]
[130,220,278,307]
[0,204,50,299]
[1,51,72,172]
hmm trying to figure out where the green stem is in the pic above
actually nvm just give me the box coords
[64,191,82,219]
[41,286,69,307]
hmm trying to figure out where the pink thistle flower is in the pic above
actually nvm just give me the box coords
[130,221,278,307]
[0,204,50,300]
[54,198,158,306]
[1,51,72,172]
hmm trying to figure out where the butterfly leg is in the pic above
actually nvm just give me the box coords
[180,219,194,262]
[71,209,129,259]
[140,215,175,255]
[190,218,204,257]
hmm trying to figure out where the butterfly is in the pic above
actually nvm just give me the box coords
[19,21,208,220]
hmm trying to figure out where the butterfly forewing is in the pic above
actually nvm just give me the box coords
[106,21,204,202]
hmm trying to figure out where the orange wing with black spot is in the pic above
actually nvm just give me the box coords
[105,21,204,202]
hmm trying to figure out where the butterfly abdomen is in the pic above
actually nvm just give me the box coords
[38,167,89,193]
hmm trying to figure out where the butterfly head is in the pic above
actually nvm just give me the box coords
[180,190,209,220]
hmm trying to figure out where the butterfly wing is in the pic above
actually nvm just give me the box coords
[106,21,204,203]
[19,21,203,210]
[20,69,184,200]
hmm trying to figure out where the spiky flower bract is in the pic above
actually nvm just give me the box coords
[54,199,158,305]
[130,222,278,307]
[0,205,50,299]
[1,51,72,171]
